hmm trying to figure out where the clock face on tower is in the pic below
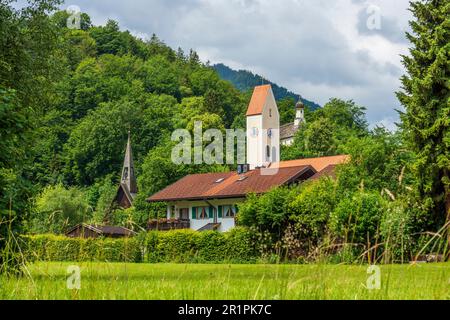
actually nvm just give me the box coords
[251,127,259,137]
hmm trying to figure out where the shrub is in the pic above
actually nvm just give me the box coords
[22,228,260,264]
[155,229,199,263]
[223,227,258,263]
[31,184,92,234]
[330,191,385,245]
[288,178,337,245]
[238,187,297,236]
[23,234,141,263]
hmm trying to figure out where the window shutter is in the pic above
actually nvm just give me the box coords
[192,207,196,219]
[218,206,223,218]
[235,205,239,213]
[208,206,214,219]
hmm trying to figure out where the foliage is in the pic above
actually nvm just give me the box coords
[330,191,386,245]
[30,184,92,234]
[23,228,258,264]
[237,187,297,236]
[288,178,337,245]
[282,99,368,160]
[0,0,62,274]
[396,0,450,229]
[23,234,141,263]
[337,127,415,193]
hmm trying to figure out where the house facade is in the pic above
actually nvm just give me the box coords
[147,84,349,232]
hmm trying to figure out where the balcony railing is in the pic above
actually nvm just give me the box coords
[147,218,190,231]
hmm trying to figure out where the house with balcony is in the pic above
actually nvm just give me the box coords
[146,84,348,232]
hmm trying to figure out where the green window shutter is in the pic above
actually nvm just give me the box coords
[192,207,196,219]
[208,206,214,219]
[218,206,223,218]
[235,205,239,213]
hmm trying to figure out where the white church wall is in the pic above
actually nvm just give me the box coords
[246,115,263,169]
[261,88,280,164]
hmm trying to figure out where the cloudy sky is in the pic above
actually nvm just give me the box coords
[61,0,413,129]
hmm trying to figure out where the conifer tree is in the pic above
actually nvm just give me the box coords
[397,0,450,234]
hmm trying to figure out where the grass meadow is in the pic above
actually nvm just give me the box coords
[1,262,449,300]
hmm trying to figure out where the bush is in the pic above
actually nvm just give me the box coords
[288,178,337,244]
[30,184,92,234]
[330,191,385,245]
[23,234,141,263]
[237,187,297,236]
[22,228,259,264]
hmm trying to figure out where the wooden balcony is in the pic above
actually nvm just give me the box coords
[147,218,190,231]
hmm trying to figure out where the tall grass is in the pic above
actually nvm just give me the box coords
[1,262,449,300]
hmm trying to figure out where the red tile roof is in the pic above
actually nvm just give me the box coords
[310,164,338,180]
[275,155,350,172]
[246,84,271,116]
[147,165,315,202]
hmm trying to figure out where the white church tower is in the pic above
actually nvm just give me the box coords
[246,85,280,170]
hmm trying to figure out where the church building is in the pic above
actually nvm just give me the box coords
[147,85,348,232]
[280,100,306,146]
[113,131,138,209]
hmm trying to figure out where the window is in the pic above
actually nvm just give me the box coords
[269,109,272,117]
[197,207,209,220]
[251,127,259,137]
[179,208,189,220]
[266,145,271,159]
[223,205,236,218]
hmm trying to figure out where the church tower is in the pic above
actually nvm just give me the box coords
[111,131,138,211]
[121,130,138,197]
[246,85,280,170]
[294,99,305,127]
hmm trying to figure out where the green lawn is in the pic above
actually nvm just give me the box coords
[1,262,449,300]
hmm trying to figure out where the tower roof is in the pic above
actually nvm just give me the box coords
[121,131,138,195]
[246,84,272,116]
[296,99,305,109]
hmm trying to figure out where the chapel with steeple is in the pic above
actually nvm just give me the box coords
[112,131,138,209]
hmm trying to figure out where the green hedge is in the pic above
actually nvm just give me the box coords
[145,227,258,263]
[22,234,142,263]
[22,227,258,264]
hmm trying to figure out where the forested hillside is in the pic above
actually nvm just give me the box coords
[213,63,321,111]
[0,3,257,235]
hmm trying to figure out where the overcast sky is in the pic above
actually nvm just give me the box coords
[61,0,412,130]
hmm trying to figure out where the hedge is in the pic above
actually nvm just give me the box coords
[22,227,259,263]
[22,234,142,263]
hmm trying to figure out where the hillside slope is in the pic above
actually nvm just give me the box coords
[213,63,321,111]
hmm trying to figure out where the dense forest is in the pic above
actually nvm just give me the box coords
[0,0,448,271]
